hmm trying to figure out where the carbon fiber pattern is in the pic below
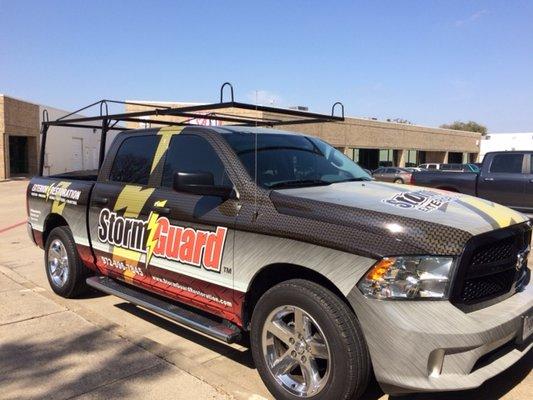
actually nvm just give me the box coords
[203,129,473,257]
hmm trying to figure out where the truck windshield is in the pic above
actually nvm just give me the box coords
[222,132,371,189]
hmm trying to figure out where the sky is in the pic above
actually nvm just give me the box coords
[0,0,532,132]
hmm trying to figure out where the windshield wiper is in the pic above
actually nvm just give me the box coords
[335,177,372,183]
[268,179,333,189]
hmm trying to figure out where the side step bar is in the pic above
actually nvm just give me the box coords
[86,276,241,344]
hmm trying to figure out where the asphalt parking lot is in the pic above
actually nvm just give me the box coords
[0,179,531,400]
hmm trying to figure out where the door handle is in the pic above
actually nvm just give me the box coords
[483,177,494,182]
[93,196,109,206]
[152,206,171,216]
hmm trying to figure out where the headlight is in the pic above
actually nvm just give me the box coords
[358,256,454,299]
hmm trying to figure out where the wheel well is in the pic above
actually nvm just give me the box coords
[242,263,353,330]
[43,213,68,245]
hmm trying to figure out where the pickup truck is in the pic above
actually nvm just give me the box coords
[412,151,533,212]
[27,124,532,399]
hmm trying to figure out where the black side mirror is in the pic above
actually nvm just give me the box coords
[172,171,236,199]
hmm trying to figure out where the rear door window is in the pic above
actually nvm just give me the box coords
[109,135,161,185]
[489,154,524,174]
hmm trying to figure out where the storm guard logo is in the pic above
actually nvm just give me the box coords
[383,190,457,213]
[97,208,227,272]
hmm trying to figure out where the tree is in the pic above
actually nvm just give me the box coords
[440,121,487,135]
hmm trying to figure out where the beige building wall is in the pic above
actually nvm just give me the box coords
[275,117,480,154]
[0,96,5,179]
[0,95,40,180]
[125,101,481,167]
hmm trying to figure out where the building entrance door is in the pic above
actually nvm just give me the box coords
[8,136,29,176]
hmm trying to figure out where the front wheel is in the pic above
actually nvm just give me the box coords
[393,178,404,184]
[45,226,89,298]
[250,279,370,400]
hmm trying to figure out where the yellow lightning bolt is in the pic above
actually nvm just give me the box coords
[45,183,55,201]
[145,200,167,267]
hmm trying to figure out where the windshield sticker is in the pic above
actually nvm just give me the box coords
[382,190,457,213]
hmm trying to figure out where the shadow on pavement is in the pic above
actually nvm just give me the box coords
[115,302,256,369]
[0,325,173,400]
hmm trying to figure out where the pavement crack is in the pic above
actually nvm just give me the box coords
[0,309,66,327]
[64,364,163,400]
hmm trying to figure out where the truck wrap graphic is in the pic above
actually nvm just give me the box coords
[98,208,227,272]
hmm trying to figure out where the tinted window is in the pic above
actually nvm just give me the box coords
[385,168,396,173]
[222,132,371,188]
[490,154,523,174]
[162,135,228,188]
[468,164,480,173]
[109,135,160,185]
[373,168,384,174]
[427,165,437,170]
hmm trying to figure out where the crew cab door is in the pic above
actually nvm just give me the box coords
[477,153,526,208]
[88,133,161,279]
[147,132,239,320]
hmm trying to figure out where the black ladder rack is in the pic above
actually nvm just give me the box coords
[39,82,345,175]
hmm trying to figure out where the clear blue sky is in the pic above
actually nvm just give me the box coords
[1,0,532,132]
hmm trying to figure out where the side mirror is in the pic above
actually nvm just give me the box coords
[172,171,236,199]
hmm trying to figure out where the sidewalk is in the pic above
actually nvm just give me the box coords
[0,266,231,400]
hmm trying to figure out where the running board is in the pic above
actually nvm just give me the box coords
[86,276,241,343]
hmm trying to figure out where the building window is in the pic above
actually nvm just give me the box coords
[352,149,359,163]
[405,150,418,167]
[378,149,393,167]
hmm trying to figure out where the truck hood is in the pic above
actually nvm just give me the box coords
[271,181,529,256]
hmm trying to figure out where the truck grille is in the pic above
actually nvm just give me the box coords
[451,222,531,311]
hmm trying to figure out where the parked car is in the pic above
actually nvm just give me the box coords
[372,167,412,183]
[403,166,422,172]
[418,163,440,170]
[27,102,532,400]
[418,163,479,172]
[440,163,480,172]
[412,151,533,212]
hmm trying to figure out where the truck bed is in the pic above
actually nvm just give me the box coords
[411,170,478,194]
[49,169,99,181]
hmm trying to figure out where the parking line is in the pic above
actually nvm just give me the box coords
[0,221,26,234]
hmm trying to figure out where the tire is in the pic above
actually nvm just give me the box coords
[44,226,89,298]
[393,178,403,184]
[250,279,370,400]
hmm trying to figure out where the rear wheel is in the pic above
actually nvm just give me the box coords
[45,226,89,298]
[250,279,370,400]
[393,178,404,184]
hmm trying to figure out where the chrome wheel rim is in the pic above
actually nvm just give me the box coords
[48,239,69,287]
[262,305,331,398]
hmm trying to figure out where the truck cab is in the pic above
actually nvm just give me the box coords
[478,151,533,211]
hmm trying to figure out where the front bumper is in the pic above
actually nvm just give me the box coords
[347,283,533,394]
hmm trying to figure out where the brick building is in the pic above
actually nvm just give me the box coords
[0,94,104,180]
[125,101,481,171]
[0,95,481,179]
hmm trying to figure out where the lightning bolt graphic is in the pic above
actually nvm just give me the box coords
[45,183,54,201]
[145,200,167,267]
